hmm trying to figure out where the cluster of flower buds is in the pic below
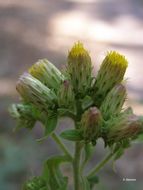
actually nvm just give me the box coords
[10,42,143,147]
[23,176,47,190]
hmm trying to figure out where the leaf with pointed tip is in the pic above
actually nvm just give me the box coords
[84,143,94,162]
[60,129,83,141]
[57,108,76,119]
[37,112,58,142]
[45,113,58,135]
[87,175,99,189]
[81,95,93,110]
[42,155,69,190]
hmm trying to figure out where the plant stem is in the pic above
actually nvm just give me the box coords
[73,142,82,190]
[52,132,73,160]
[80,159,88,173]
[87,152,114,178]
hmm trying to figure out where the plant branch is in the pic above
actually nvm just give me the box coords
[87,152,114,178]
[52,132,73,160]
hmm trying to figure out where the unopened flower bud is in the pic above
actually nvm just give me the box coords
[100,84,127,120]
[16,73,57,110]
[29,59,64,90]
[93,51,128,106]
[23,176,47,190]
[81,107,102,142]
[58,80,75,110]
[67,42,92,95]
[9,104,39,129]
[106,113,142,145]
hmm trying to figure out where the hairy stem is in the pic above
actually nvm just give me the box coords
[73,142,82,190]
[52,132,73,160]
[87,152,114,178]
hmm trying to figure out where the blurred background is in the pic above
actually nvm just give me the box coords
[0,0,143,189]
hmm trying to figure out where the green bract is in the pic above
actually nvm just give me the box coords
[9,42,143,190]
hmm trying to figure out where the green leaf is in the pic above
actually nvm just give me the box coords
[122,139,130,149]
[84,144,94,163]
[81,95,93,110]
[37,112,58,142]
[44,113,58,136]
[60,129,83,141]
[87,175,99,189]
[42,155,68,190]
[22,176,48,190]
[81,144,94,173]
[57,108,76,118]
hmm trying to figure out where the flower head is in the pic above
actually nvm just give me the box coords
[67,42,92,95]
[106,113,142,145]
[29,59,64,90]
[100,84,127,120]
[93,51,128,106]
[16,73,57,110]
[81,107,102,143]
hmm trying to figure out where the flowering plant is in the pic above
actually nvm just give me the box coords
[9,42,143,190]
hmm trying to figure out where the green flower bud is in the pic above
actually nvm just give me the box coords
[93,51,128,106]
[67,42,92,95]
[81,107,102,143]
[23,176,47,190]
[16,73,57,110]
[100,84,127,120]
[9,103,40,129]
[58,80,75,110]
[106,113,142,145]
[29,59,64,90]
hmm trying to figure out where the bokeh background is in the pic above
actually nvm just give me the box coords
[0,0,143,189]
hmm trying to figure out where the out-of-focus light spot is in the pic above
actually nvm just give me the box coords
[50,12,143,46]
[88,21,116,42]
[50,11,88,37]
